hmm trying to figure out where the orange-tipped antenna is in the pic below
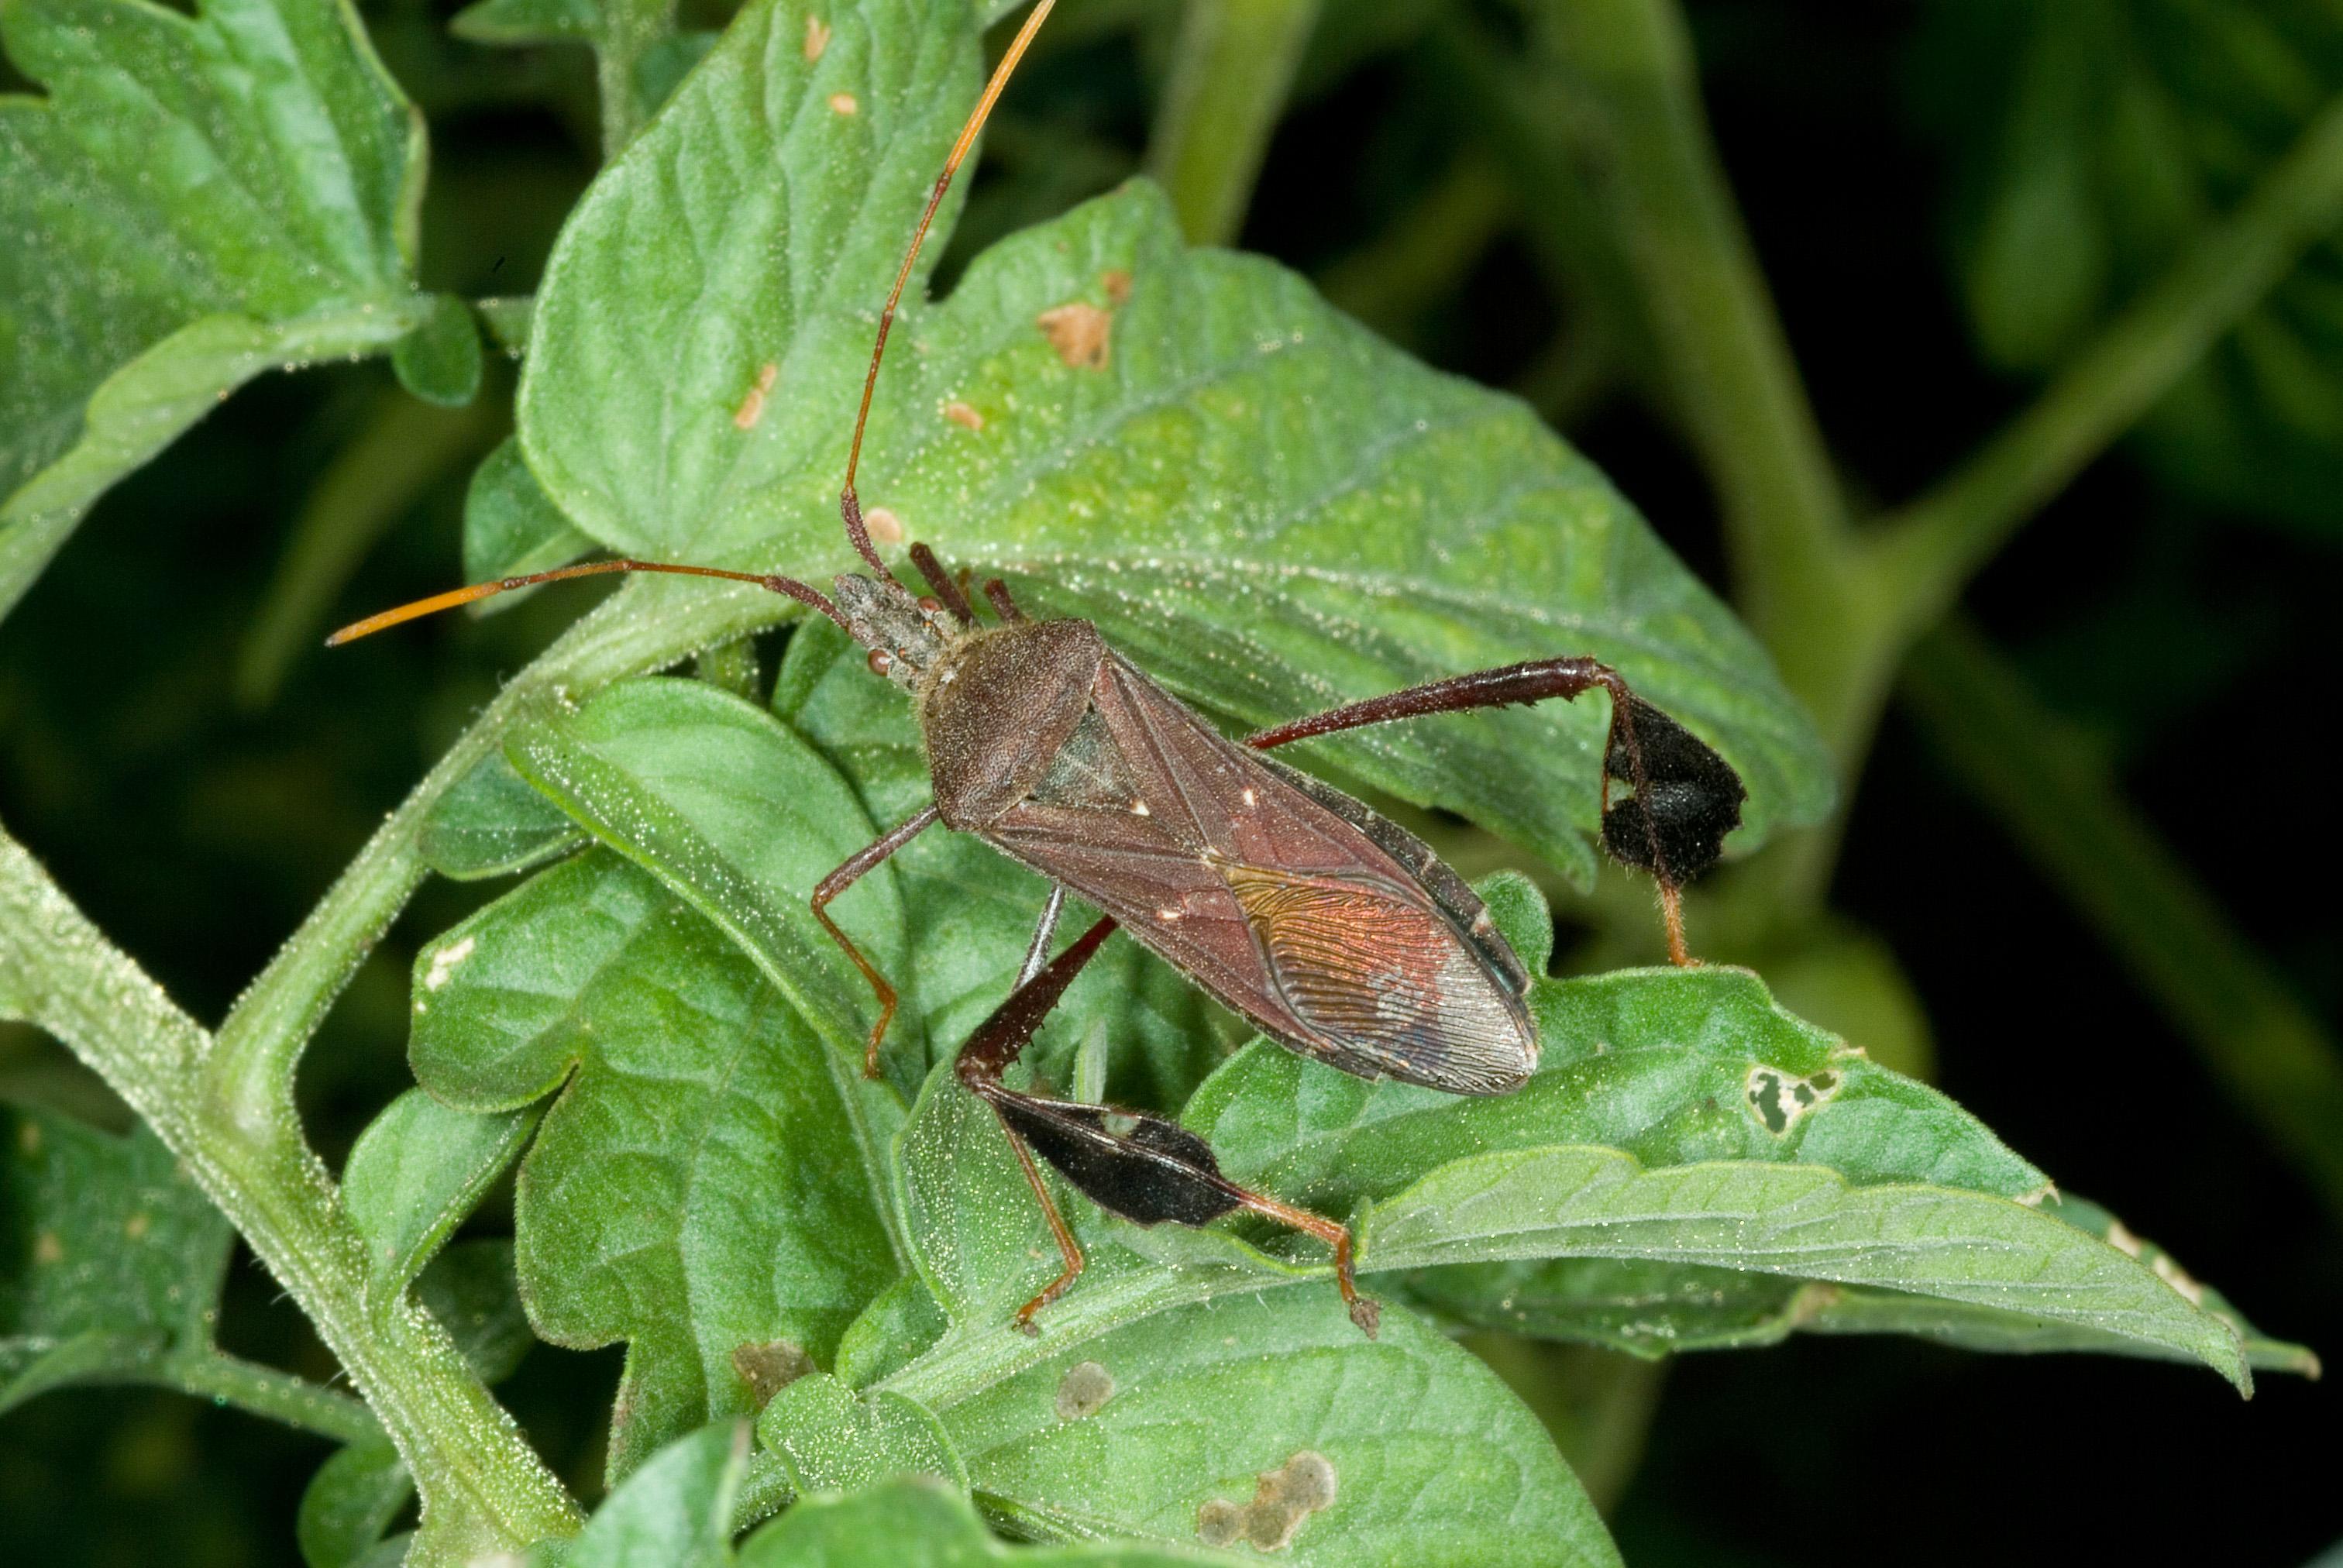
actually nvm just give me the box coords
[838,0,1057,582]
[325,559,850,646]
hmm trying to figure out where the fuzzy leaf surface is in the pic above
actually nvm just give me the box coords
[0,1102,231,1412]
[408,849,903,1477]
[0,0,426,620]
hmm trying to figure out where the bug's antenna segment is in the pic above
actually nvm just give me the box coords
[325,559,852,645]
[838,0,1058,582]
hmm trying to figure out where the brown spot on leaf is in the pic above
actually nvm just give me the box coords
[731,1339,814,1408]
[1197,1450,1338,1553]
[803,12,830,60]
[733,363,779,430]
[1055,1360,1114,1420]
[829,91,858,115]
[34,1231,62,1264]
[941,399,985,431]
[1102,268,1132,304]
[1036,302,1113,370]
[864,506,903,545]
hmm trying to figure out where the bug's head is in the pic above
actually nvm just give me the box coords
[831,571,960,690]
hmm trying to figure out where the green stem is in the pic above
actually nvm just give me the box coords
[0,825,575,1557]
[164,1350,384,1448]
[1315,156,1512,339]
[1146,0,1323,246]
[1900,624,2343,1227]
[1871,89,2343,642]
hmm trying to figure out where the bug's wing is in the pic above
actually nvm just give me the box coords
[983,655,1537,1094]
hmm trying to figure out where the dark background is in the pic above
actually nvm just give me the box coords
[2,1,2337,1563]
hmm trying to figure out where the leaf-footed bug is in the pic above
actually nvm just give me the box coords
[329,0,1747,1339]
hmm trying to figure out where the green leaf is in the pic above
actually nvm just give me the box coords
[298,1441,412,1568]
[503,676,908,1076]
[517,0,1828,878]
[408,849,904,1478]
[879,1068,1621,1566]
[463,436,597,604]
[1184,927,2049,1222]
[0,0,427,621]
[739,1475,1240,1565]
[0,1102,232,1412]
[343,1087,540,1299]
[419,751,587,882]
[774,617,1231,1103]
[1918,0,2343,537]
[392,292,487,407]
[1360,1147,2252,1392]
[755,1370,967,1494]
[554,1419,749,1568]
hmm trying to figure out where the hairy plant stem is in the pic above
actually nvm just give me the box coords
[7,569,797,1556]
[1147,0,1323,246]
[163,1350,384,1447]
[1540,0,2343,1219]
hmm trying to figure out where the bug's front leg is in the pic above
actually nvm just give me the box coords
[955,915,1379,1338]
[1246,658,1747,965]
[812,804,941,1078]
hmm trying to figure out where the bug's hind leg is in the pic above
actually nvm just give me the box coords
[1244,658,1747,965]
[955,914,1378,1336]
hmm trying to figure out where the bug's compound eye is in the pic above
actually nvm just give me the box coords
[867,648,896,677]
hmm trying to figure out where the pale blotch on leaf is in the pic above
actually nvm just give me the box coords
[425,935,477,992]
[735,363,779,430]
[1196,1449,1338,1553]
[803,12,831,60]
[124,1212,151,1241]
[731,1338,814,1408]
[16,1119,39,1155]
[1054,1360,1114,1421]
[941,399,985,431]
[1036,302,1112,370]
[34,1232,63,1264]
[829,92,858,116]
[865,507,904,545]
[1745,1065,1839,1136]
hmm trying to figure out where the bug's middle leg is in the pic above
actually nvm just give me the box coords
[812,803,941,1078]
[1245,658,1746,965]
[955,914,1380,1337]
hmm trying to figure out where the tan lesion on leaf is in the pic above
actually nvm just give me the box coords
[941,399,985,431]
[1196,1449,1338,1552]
[1037,303,1113,370]
[34,1231,62,1264]
[803,12,831,60]
[733,362,779,430]
[864,506,903,545]
[731,1338,814,1408]
[829,91,858,115]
